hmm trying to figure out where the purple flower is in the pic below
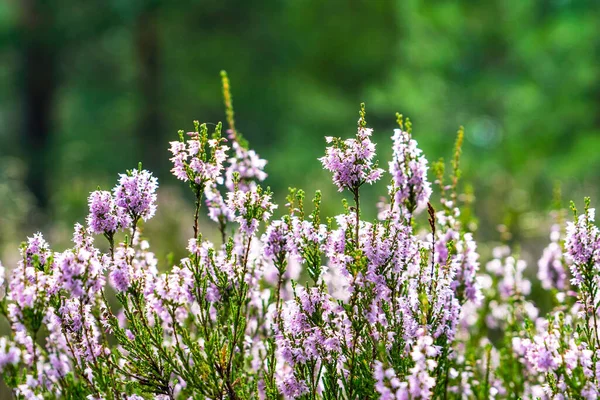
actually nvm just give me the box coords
[0,338,21,371]
[225,140,267,192]
[319,124,384,192]
[374,329,438,400]
[168,140,189,181]
[226,187,277,236]
[8,233,55,311]
[191,139,229,185]
[278,374,308,398]
[276,286,350,394]
[87,190,129,235]
[565,207,600,286]
[58,298,106,363]
[262,219,291,262]
[389,128,432,215]
[288,217,328,265]
[538,224,569,291]
[56,224,106,298]
[109,244,137,292]
[113,169,158,222]
[451,232,482,304]
[168,125,230,188]
[204,183,235,224]
[487,252,532,299]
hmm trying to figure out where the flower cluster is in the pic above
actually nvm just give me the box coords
[275,287,350,397]
[114,168,158,223]
[87,166,158,241]
[375,328,439,399]
[227,186,277,235]
[538,223,570,291]
[565,201,600,286]
[168,122,229,188]
[319,104,383,192]
[389,121,432,215]
[87,190,126,235]
[1,80,600,399]
[225,139,267,192]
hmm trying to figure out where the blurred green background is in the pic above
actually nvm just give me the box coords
[1,0,600,266]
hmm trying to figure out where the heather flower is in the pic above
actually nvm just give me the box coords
[486,249,531,299]
[113,168,158,223]
[514,329,561,374]
[58,298,106,363]
[512,311,600,398]
[451,232,482,304]
[168,140,189,181]
[374,362,402,400]
[427,206,482,307]
[16,377,43,400]
[262,218,291,263]
[205,183,235,224]
[405,256,461,341]
[109,244,137,292]
[157,264,194,307]
[87,190,129,235]
[278,374,309,398]
[564,205,600,286]
[538,224,569,291]
[0,337,20,371]
[276,287,350,395]
[151,265,195,326]
[405,329,439,398]
[54,224,106,299]
[225,140,267,192]
[8,233,55,312]
[45,311,71,379]
[190,139,229,184]
[563,202,600,352]
[227,186,277,236]
[389,128,432,215]
[288,216,328,265]
[169,122,230,188]
[324,212,359,277]
[319,106,383,192]
[374,329,439,399]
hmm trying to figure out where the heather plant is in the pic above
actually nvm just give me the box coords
[0,73,599,400]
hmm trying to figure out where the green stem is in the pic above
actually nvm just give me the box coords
[193,186,202,239]
[353,187,360,248]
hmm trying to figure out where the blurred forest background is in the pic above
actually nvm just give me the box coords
[1,0,600,267]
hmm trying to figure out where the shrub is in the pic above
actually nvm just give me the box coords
[0,73,598,399]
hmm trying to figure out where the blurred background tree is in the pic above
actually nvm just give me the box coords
[1,0,600,264]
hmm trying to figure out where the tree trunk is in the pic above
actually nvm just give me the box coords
[135,5,162,172]
[20,0,57,210]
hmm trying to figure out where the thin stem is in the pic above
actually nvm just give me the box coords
[483,345,492,398]
[32,269,39,373]
[32,329,38,373]
[131,217,139,244]
[267,256,286,388]
[225,237,253,399]
[61,326,100,396]
[193,186,202,238]
[353,187,360,248]
[104,232,115,260]
[219,218,227,245]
